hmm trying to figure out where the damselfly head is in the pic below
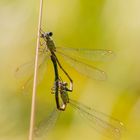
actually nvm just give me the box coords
[40,32,53,38]
[47,32,53,37]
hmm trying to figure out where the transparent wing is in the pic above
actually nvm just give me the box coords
[15,52,48,93]
[34,108,60,138]
[57,47,114,62]
[57,52,106,80]
[69,99,124,140]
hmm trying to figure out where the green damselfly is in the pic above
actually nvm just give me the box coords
[15,30,124,139]
[33,34,123,139]
[15,30,113,93]
[34,78,124,140]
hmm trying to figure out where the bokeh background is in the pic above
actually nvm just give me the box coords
[0,0,140,140]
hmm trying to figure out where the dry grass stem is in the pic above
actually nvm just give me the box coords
[29,0,43,140]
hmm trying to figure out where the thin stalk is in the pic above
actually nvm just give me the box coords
[28,0,43,140]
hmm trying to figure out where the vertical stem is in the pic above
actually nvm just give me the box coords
[28,0,43,140]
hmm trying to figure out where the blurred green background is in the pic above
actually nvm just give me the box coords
[0,0,140,140]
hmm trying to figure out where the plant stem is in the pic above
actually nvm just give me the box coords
[28,0,43,140]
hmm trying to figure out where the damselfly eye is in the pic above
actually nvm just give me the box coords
[47,32,53,36]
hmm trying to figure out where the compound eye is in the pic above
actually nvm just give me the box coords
[48,32,53,36]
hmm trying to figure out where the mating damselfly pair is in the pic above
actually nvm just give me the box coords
[15,30,124,139]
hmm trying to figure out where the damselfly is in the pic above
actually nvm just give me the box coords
[16,30,113,109]
[15,30,124,139]
[15,30,113,93]
[34,78,124,140]
[34,46,124,139]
